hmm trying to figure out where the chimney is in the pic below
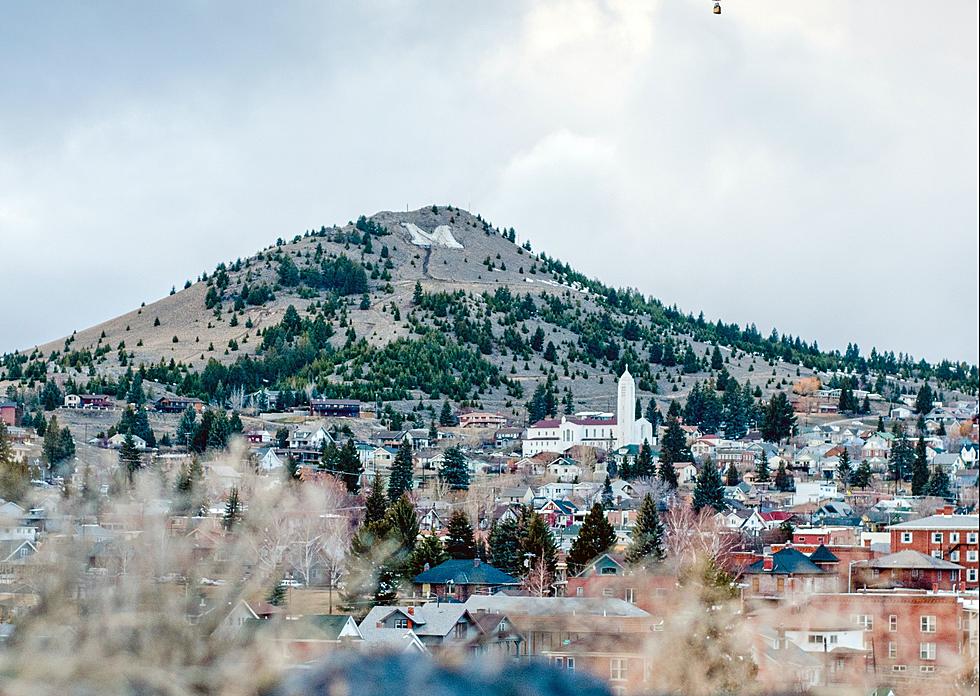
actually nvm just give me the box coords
[763,555,774,572]
[407,606,414,615]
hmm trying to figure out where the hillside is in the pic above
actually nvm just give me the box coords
[3,206,977,422]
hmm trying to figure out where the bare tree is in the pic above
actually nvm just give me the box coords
[521,556,553,597]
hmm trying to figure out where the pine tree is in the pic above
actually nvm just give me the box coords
[761,392,796,442]
[412,281,424,305]
[754,457,771,483]
[439,445,470,490]
[914,383,934,415]
[710,345,724,371]
[439,400,455,426]
[567,503,617,575]
[388,438,414,501]
[852,459,872,489]
[384,494,419,552]
[337,438,363,494]
[774,460,793,492]
[725,461,740,487]
[521,509,558,575]
[658,456,679,489]
[118,433,143,484]
[660,418,691,467]
[409,534,449,576]
[601,475,614,509]
[889,424,914,488]
[625,493,665,567]
[267,579,287,606]
[635,439,655,478]
[445,509,476,559]
[692,458,725,512]
[176,405,197,446]
[488,518,522,577]
[837,449,852,488]
[223,486,242,531]
[365,477,389,527]
[911,437,930,496]
[926,464,951,499]
[0,423,29,503]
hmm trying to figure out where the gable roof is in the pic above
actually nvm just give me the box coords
[413,559,520,586]
[866,550,964,571]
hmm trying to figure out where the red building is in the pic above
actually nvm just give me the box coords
[0,401,20,427]
[807,591,971,686]
[888,509,980,589]
[852,550,964,591]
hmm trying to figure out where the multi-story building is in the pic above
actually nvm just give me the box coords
[888,509,980,589]
[807,591,970,685]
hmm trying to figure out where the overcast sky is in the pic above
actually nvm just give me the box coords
[1,1,977,363]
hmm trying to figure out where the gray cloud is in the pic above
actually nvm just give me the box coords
[1,0,976,363]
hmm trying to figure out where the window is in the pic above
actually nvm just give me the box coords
[889,615,898,632]
[920,665,935,674]
[624,588,635,604]
[921,616,936,633]
[855,615,873,631]
[951,550,960,562]
[888,642,897,659]
[575,587,584,597]
[901,532,913,544]
[892,665,907,673]
[932,532,943,544]
[968,532,978,544]
[932,550,942,559]
[610,658,627,681]
[967,550,978,562]
[920,642,936,661]
[602,587,615,597]
[950,532,960,544]
[970,569,978,583]
[454,621,467,639]
[393,618,409,629]
[565,657,575,672]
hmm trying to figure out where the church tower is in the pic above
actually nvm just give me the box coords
[616,365,636,449]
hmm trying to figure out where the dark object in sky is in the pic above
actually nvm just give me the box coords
[270,652,612,696]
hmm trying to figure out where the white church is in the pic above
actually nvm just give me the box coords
[521,366,654,457]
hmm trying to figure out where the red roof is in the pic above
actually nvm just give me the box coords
[531,417,616,428]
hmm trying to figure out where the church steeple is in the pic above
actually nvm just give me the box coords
[616,366,636,449]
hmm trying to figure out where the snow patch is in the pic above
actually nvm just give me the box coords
[401,222,463,249]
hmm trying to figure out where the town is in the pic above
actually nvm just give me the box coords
[1,358,977,694]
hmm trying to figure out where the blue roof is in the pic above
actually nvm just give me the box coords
[413,559,520,586]
[744,547,825,575]
[808,544,839,563]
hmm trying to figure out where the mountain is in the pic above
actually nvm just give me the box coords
[3,206,976,421]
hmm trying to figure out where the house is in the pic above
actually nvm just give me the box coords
[494,427,523,447]
[107,433,147,450]
[0,539,38,584]
[887,509,980,589]
[412,558,521,600]
[63,393,114,409]
[375,430,414,448]
[0,402,20,427]
[256,448,284,472]
[249,614,363,661]
[154,396,205,413]
[309,399,360,418]
[458,411,507,428]
[288,426,333,450]
[742,547,839,598]
[245,429,274,445]
[498,486,534,505]
[852,550,964,591]
[673,461,698,485]
[546,457,582,483]
[537,498,578,527]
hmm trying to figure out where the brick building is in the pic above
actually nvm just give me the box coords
[806,591,971,685]
[888,510,980,589]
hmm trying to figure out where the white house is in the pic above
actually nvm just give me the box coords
[108,433,147,450]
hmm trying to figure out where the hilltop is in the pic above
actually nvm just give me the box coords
[3,206,977,421]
